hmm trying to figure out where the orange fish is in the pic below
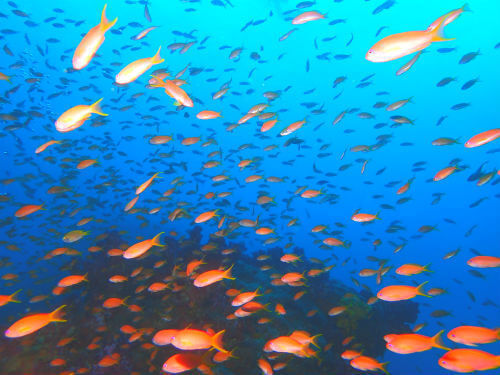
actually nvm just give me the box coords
[350,356,389,374]
[35,140,61,154]
[467,256,500,268]
[447,326,500,346]
[77,159,98,169]
[341,350,361,360]
[5,305,66,338]
[103,297,128,309]
[72,4,117,70]
[395,263,431,276]
[232,288,260,306]
[162,353,206,373]
[123,232,163,259]
[434,166,459,181]
[153,329,179,346]
[56,99,107,132]
[465,129,500,148]
[193,266,234,287]
[151,74,194,107]
[258,358,273,375]
[186,259,205,276]
[136,172,161,195]
[438,349,500,372]
[366,11,457,62]
[396,178,414,194]
[292,11,325,25]
[280,254,301,263]
[172,328,228,353]
[377,282,429,301]
[98,353,120,367]
[116,47,164,84]
[195,210,219,224]
[15,204,44,218]
[58,274,88,287]
[0,290,21,306]
[351,212,380,223]
[384,330,449,354]
[197,110,221,120]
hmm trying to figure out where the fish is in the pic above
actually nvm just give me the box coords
[366,8,459,62]
[72,5,117,70]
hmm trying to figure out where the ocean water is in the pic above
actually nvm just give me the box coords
[0,0,499,374]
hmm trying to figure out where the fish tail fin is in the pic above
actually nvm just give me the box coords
[211,330,228,353]
[431,330,451,350]
[50,305,67,322]
[151,46,164,65]
[91,98,108,116]
[83,273,89,282]
[417,281,430,297]
[224,264,235,280]
[380,362,391,375]
[227,348,239,359]
[462,3,471,12]
[430,15,455,42]
[152,232,164,247]
[495,328,500,339]
[375,211,382,220]
[6,75,12,83]
[310,334,323,348]
[9,289,22,303]
[150,74,165,88]
[424,263,433,273]
[100,4,117,32]
[122,296,130,306]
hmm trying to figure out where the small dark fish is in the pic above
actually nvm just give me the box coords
[468,270,486,279]
[328,19,346,26]
[465,225,477,237]
[296,1,315,8]
[459,50,480,64]
[373,0,395,15]
[334,54,350,60]
[437,47,456,53]
[436,77,455,87]
[144,2,152,22]
[436,116,447,127]
[466,291,476,302]
[450,102,470,110]
[316,52,331,61]
[469,197,488,208]
[375,26,388,37]
[241,20,253,31]
[468,162,487,181]
[431,310,452,318]
[461,78,479,90]
[346,33,353,47]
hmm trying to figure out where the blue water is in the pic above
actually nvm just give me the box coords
[0,0,499,374]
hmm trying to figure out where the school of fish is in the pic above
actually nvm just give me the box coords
[0,1,499,375]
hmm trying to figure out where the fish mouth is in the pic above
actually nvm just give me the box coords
[365,51,382,62]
